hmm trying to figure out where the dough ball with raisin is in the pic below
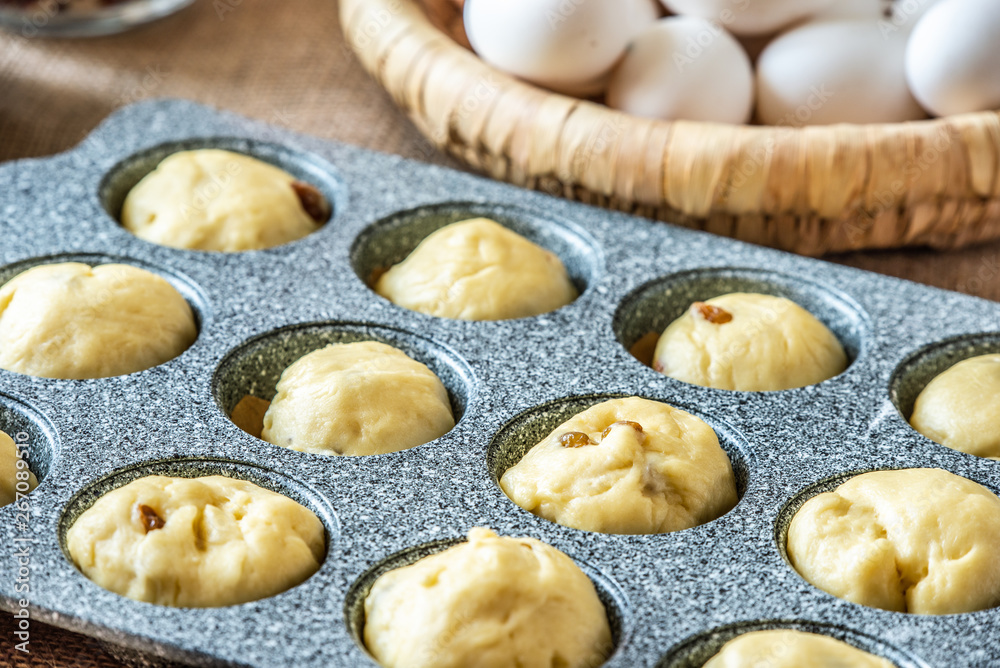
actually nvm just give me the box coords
[500,397,737,534]
[653,293,846,391]
[375,218,577,321]
[66,475,325,607]
[122,149,330,252]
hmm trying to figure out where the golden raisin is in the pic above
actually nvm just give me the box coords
[291,181,332,224]
[602,421,644,440]
[559,431,595,448]
[693,302,733,324]
[137,504,165,533]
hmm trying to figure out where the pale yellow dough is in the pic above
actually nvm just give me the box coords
[0,263,197,379]
[261,341,454,456]
[704,630,894,668]
[0,430,37,508]
[363,528,612,668]
[374,218,578,321]
[910,354,1000,459]
[499,397,737,534]
[653,293,847,391]
[66,475,324,608]
[122,149,324,252]
[787,468,1000,615]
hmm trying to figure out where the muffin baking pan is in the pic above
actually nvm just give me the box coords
[1,99,999,667]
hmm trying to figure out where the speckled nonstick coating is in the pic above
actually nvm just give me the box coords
[1,100,998,667]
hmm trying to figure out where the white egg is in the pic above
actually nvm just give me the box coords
[756,20,924,125]
[890,0,942,29]
[906,0,1000,116]
[661,0,836,36]
[607,17,754,124]
[813,0,887,20]
[464,0,659,96]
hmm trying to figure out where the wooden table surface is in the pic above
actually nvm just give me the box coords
[1,0,998,665]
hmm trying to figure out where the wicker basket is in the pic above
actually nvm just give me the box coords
[340,0,1000,255]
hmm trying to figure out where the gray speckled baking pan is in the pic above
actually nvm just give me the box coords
[1,99,999,668]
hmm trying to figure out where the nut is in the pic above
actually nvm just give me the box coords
[692,302,733,324]
[558,431,595,448]
[291,181,332,224]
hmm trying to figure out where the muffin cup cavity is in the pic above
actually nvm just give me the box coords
[98,137,345,251]
[774,467,1000,615]
[487,394,751,525]
[889,333,1000,423]
[212,322,475,441]
[0,394,58,487]
[349,201,602,307]
[58,457,338,572]
[658,620,928,668]
[0,252,210,335]
[612,268,870,382]
[343,535,631,665]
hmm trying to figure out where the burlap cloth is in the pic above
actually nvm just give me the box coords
[1,1,999,665]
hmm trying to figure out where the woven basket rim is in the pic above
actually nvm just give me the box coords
[341,0,1000,255]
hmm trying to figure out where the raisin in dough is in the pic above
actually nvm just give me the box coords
[653,293,847,391]
[0,430,37,508]
[909,354,1000,459]
[787,468,1000,615]
[704,630,894,668]
[374,218,577,321]
[0,263,197,379]
[122,149,329,252]
[363,528,612,668]
[261,341,454,456]
[66,475,324,607]
[499,397,737,534]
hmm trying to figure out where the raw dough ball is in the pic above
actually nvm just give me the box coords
[909,354,1000,459]
[374,218,577,321]
[122,149,329,252]
[261,341,455,456]
[363,528,612,668]
[787,468,1000,615]
[500,397,737,534]
[66,475,324,607]
[0,263,197,379]
[653,293,847,391]
[0,430,37,508]
[704,630,894,668]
